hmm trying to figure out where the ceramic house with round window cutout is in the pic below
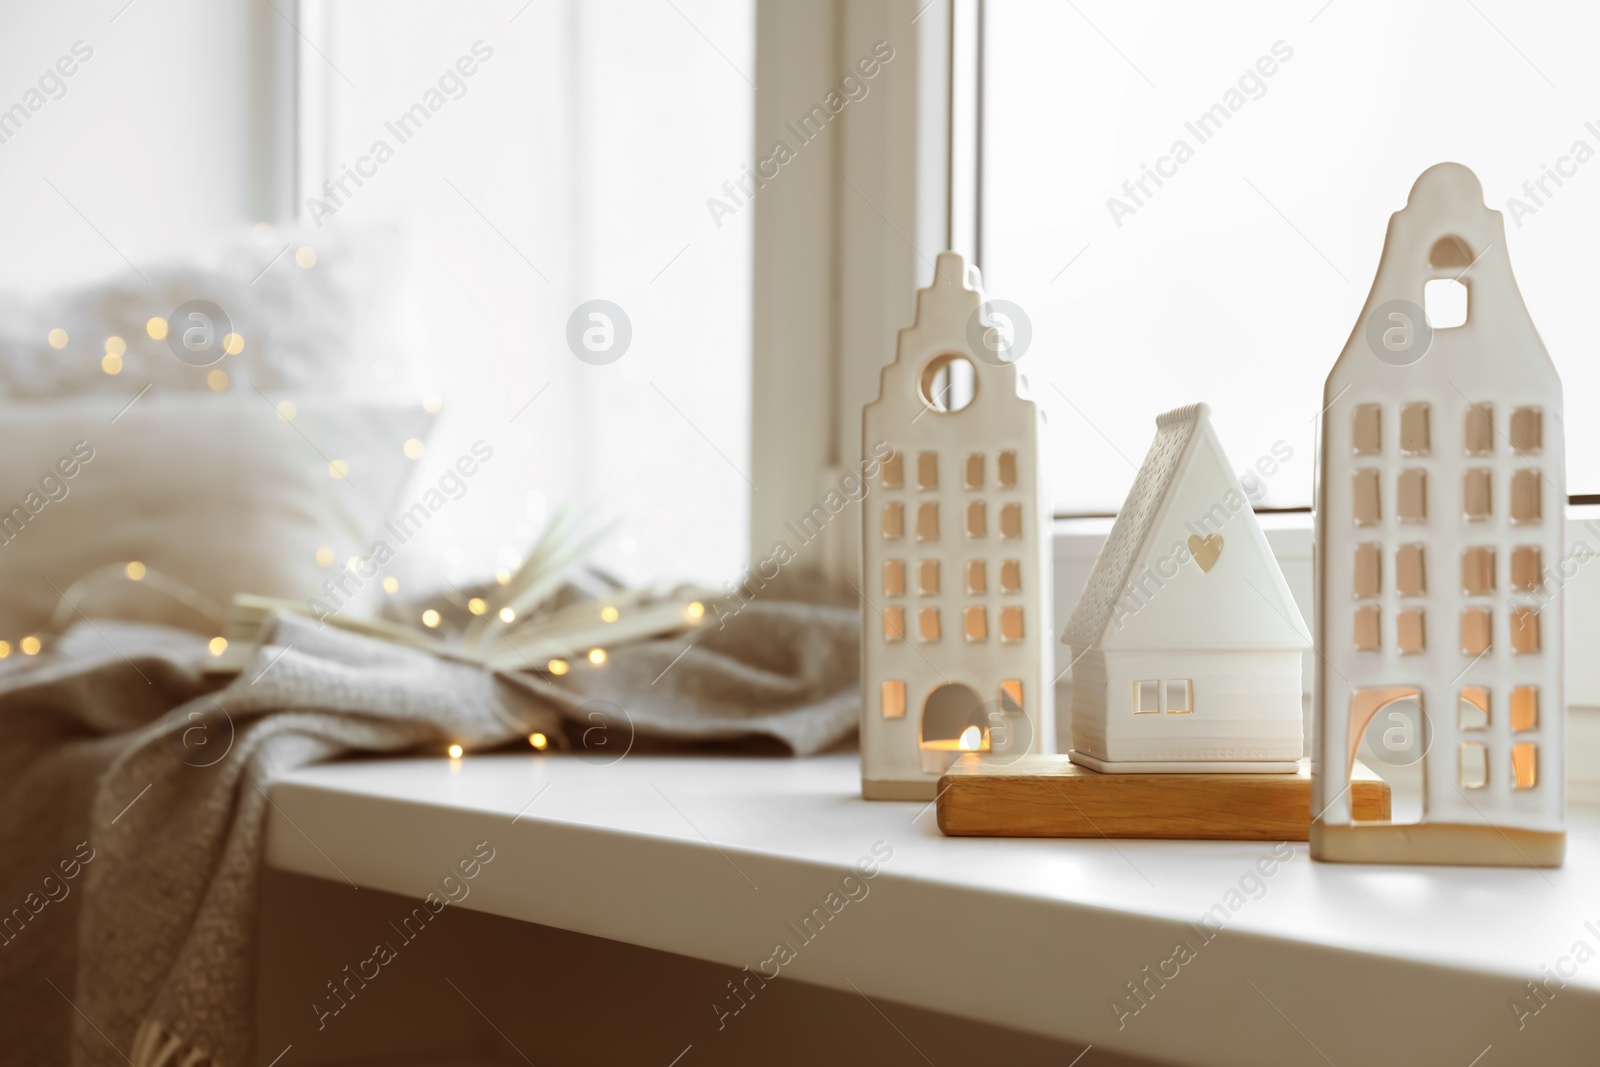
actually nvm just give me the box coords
[859,252,1053,800]
[1312,162,1566,867]
[1061,403,1311,773]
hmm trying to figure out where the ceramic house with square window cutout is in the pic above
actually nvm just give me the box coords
[1312,162,1565,866]
[859,252,1053,800]
[1062,403,1311,773]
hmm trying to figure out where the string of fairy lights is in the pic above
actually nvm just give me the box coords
[11,242,712,763]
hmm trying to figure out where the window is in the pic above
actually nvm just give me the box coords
[883,559,906,597]
[964,606,987,642]
[1511,686,1540,732]
[1461,607,1492,657]
[1397,609,1426,655]
[306,0,755,584]
[1354,605,1381,651]
[1134,678,1193,714]
[980,2,1600,513]
[1353,543,1381,598]
[1463,470,1492,521]
[1461,548,1495,596]
[966,559,987,594]
[1400,403,1431,456]
[881,680,906,719]
[1397,469,1427,523]
[1464,404,1495,457]
[1510,408,1544,454]
[1396,545,1426,597]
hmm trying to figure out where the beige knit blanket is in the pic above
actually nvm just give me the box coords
[0,603,858,1066]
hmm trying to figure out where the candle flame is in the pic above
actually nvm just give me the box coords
[958,725,983,751]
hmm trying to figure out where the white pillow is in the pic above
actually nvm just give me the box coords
[0,394,429,638]
[0,223,423,402]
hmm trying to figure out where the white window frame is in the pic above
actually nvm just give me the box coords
[750,2,1599,785]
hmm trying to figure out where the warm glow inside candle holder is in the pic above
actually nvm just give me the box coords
[918,725,990,773]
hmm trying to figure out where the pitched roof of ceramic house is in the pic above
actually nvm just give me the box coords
[1062,403,1310,652]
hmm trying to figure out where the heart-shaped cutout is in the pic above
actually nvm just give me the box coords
[1188,533,1223,573]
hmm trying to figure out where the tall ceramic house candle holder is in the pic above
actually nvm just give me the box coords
[1312,162,1565,866]
[1062,403,1311,773]
[860,251,1053,800]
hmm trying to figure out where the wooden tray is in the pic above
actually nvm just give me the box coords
[936,755,1390,840]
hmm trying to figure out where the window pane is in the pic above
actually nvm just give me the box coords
[983,1,1600,511]
[318,1,753,582]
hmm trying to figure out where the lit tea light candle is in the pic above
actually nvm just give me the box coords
[919,727,990,753]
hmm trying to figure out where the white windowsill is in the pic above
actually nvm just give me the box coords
[264,752,1600,1067]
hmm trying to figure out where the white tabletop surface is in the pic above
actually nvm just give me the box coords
[265,751,1600,1067]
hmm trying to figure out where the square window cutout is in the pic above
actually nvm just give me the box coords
[1424,278,1468,328]
[1166,680,1192,714]
[1135,680,1160,714]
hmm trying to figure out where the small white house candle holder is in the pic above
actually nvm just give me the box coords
[1061,403,1311,773]
[859,252,1053,800]
[1311,162,1565,866]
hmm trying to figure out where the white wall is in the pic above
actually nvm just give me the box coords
[0,0,283,293]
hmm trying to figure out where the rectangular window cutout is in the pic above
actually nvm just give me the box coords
[1398,468,1427,523]
[1352,403,1382,455]
[1511,546,1542,592]
[918,559,939,596]
[883,559,906,597]
[1459,687,1490,731]
[1400,402,1431,456]
[1354,605,1381,651]
[999,559,1021,593]
[1464,403,1494,456]
[883,607,905,643]
[1424,277,1468,327]
[1460,742,1488,789]
[966,560,987,595]
[1000,679,1023,715]
[881,680,906,719]
[1398,608,1426,654]
[1461,607,1492,656]
[1354,543,1382,599]
[965,501,987,538]
[1463,468,1491,521]
[882,503,904,540]
[1510,407,1543,454]
[1512,741,1538,790]
[999,502,1023,540]
[1510,469,1541,524]
[1353,469,1381,525]
[997,450,1018,487]
[916,451,938,491]
[1396,544,1426,597]
[1460,547,1495,596]
[999,606,1024,643]
[1511,606,1540,654]
[964,453,984,489]
[915,502,939,541]
[1511,686,1539,732]
[881,451,904,489]
[918,607,940,643]
[963,606,987,642]
[1166,679,1192,714]
[1135,679,1160,714]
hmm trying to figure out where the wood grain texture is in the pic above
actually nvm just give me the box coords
[936,755,1390,840]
